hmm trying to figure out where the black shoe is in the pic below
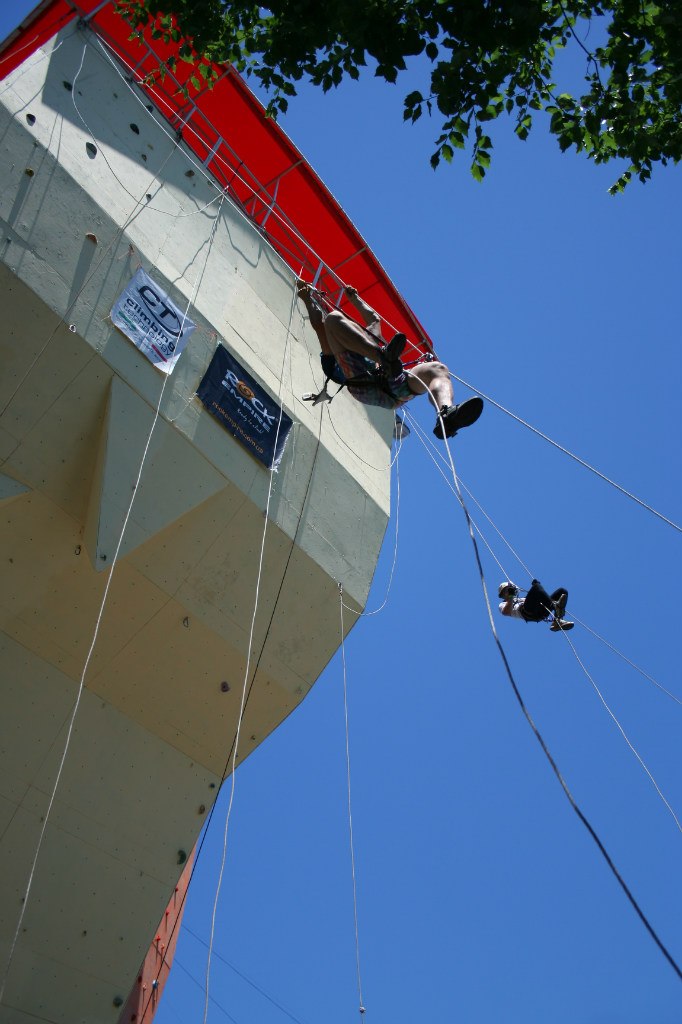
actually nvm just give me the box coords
[381,332,406,374]
[553,593,567,619]
[433,397,484,439]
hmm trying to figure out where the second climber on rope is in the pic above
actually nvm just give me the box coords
[297,281,483,439]
[498,579,575,632]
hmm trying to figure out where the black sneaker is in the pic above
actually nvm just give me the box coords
[433,397,484,439]
[553,593,568,619]
[381,332,407,373]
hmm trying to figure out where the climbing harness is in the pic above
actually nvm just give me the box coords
[303,365,409,409]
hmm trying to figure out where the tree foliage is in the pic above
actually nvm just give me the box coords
[116,0,682,191]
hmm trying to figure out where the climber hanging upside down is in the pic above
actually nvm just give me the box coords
[498,579,574,632]
[297,281,483,439]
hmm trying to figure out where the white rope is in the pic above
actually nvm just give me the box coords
[0,47,184,420]
[560,630,682,835]
[455,477,533,579]
[402,406,514,581]
[94,33,331,241]
[423,384,682,981]
[569,613,682,706]
[13,26,680,553]
[0,188,226,1004]
[339,584,366,1020]
[408,375,682,844]
[74,36,224,219]
[92,31,374,305]
[341,432,403,619]
[323,404,388,473]
[404,407,678,709]
[448,372,682,535]
[202,279,301,1024]
[0,28,75,97]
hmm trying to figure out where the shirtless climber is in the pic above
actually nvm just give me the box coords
[297,281,483,439]
[498,579,574,632]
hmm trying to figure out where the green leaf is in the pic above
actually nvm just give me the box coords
[119,0,682,189]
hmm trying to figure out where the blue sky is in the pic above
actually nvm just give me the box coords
[2,4,681,1022]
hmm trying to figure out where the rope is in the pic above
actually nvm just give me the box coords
[138,389,325,1023]
[185,925,311,1024]
[0,10,75,71]
[0,51,185,419]
[323,403,388,473]
[93,28,417,355]
[201,277,299,1024]
[9,10,680,992]
[0,191,226,1004]
[570,614,682,706]
[341,431,403,619]
[133,261,319,1024]
[404,408,678,709]
[448,372,682,535]
[402,407,515,582]
[174,957,241,1024]
[93,32,352,282]
[74,35,225,219]
[339,584,366,1019]
[560,630,682,835]
[13,19,680,553]
[415,372,682,984]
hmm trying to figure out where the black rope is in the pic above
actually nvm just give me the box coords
[184,925,310,1024]
[446,449,682,983]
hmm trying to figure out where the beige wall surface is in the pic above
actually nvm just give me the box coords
[0,28,392,1024]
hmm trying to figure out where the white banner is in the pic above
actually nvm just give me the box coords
[110,268,196,375]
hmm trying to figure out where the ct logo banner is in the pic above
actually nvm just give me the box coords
[110,268,197,375]
[137,283,183,338]
[198,344,293,471]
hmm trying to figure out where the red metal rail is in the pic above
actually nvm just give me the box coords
[0,0,435,359]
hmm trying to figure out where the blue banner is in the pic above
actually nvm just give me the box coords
[197,345,293,471]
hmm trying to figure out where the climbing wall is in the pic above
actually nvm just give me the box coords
[0,26,392,1024]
